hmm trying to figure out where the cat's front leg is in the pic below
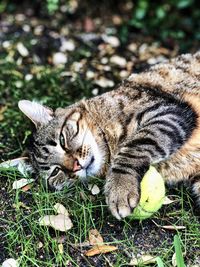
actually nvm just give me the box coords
[105,156,149,220]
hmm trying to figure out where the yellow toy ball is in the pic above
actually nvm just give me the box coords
[130,166,165,220]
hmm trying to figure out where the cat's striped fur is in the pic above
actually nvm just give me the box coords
[19,52,200,219]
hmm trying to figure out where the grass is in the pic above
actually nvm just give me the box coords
[0,22,199,266]
[1,159,200,266]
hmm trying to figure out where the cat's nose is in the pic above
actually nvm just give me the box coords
[73,159,82,172]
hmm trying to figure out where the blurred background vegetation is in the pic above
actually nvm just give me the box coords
[0,0,199,50]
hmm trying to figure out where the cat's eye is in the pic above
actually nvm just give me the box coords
[60,133,65,148]
[51,167,60,177]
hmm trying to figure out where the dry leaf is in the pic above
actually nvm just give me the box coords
[163,196,176,205]
[39,214,73,232]
[0,106,7,121]
[58,243,64,254]
[172,253,177,267]
[85,245,117,257]
[12,178,34,189]
[0,157,29,177]
[21,184,32,192]
[2,258,19,267]
[130,255,157,265]
[89,229,104,245]
[161,225,186,230]
[13,202,30,210]
[54,203,69,216]
[37,241,43,249]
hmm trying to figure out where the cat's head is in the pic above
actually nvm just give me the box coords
[16,100,107,190]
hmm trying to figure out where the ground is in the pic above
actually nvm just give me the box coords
[0,3,200,267]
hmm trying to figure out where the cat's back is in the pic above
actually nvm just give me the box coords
[128,52,200,98]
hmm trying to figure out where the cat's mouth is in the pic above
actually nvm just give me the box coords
[75,155,96,178]
[86,156,95,171]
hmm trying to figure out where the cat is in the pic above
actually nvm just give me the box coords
[17,52,200,220]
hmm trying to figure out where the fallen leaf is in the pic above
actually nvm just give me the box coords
[88,184,100,195]
[21,184,32,192]
[0,106,7,121]
[12,178,34,189]
[58,243,64,254]
[89,229,104,245]
[0,157,30,177]
[163,196,176,205]
[172,253,177,267]
[54,203,69,216]
[2,258,19,267]
[39,214,73,232]
[13,202,30,210]
[130,255,157,265]
[85,245,117,257]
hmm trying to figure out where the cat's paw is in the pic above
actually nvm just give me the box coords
[105,174,140,220]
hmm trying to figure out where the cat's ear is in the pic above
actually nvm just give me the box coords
[0,157,32,177]
[18,100,53,128]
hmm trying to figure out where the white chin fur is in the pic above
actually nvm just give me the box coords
[77,129,104,178]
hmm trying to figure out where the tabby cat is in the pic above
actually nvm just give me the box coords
[18,52,200,220]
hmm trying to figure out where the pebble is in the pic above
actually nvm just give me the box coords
[147,55,167,65]
[92,88,99,95]
[2,41,12,49]
[101,57,108,64]
[119,70,129,78]
[86,70,95,79]
[52,52,67,65]
[34,25,44,35]
[72,62,83,72]
[127,43,138,53]
[110,55,127,67]
[95,77,114,88]
[60,38,75,52]
[102,34,120,47]
[25,74,33,81]
[2,258,19,267]
[17,42,29,57]
[22,24,31,33]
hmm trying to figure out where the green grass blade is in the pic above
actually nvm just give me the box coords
[174,235,185,267]
[156,257,164,267]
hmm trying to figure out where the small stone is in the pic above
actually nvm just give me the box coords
[110,55,127,67]
[25,74,33,81]
[92,88,99,95]
[22,24,31,32]
[112,15,123,25]
[119,70,129,78]
[15,13,25,22]
[38,241,43,248]
[91,185,100,195]
[2,41,12,49]
[71,62,83,72]
[86,70,95,79]
[2,258,19,267]
[52,52,67,65]
[95,77,114,88]
[127,43,137,53]
[102,35,120,47]
[17,42,29,57]
[101,57,108,64]
[60,39,75,52]
[34,25,44,35]
[15,81,23,88]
